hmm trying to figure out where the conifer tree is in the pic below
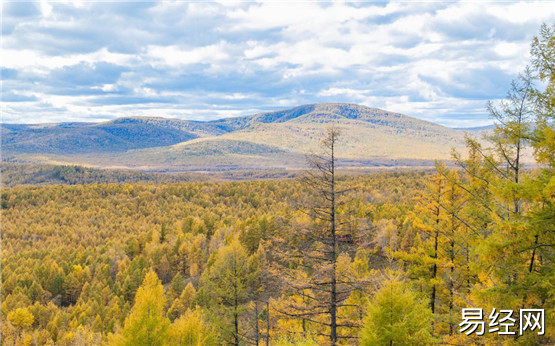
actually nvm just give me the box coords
[397,169,469,336]
[514,24,554,344]
[447,23,554,344]
[359,278,434,345]
[401,173,445,314]
[112,269,170,346]
[247,244,274,346]
[7,307,34,343]
[198,238,250,345]
[276,128,363,345]
[438,169,467,335]
[168,308,216,345]
[168,282,196,321]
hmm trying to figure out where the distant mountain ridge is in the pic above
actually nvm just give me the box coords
[1,116,228,154]
[454,125,495,132]
[1,103,473,171]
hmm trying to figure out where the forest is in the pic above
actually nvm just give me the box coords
[0,25,553,346]
[0,163,300,187]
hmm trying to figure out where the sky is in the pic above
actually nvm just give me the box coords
[1,1,554,127]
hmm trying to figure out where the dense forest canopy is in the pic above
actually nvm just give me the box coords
[0,24,553,345]
[1,172,426,344]
[0,163,302,187]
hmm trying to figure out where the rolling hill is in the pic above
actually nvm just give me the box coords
[2,103,477,171]
[1,117,228,154]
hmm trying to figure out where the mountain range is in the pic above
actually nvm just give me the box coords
[1,103,483,172]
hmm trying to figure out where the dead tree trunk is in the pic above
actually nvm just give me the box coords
[274,128,364,344]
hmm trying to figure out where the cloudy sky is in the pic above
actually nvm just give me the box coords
[2,1,554,127]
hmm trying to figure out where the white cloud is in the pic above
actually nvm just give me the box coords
[147,43,231,67]
[486,1,555,24]
[1,1,554,126]
[1,47,137,72]
[494,42,526,57]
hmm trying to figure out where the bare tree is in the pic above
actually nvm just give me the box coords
[275,128,365,344]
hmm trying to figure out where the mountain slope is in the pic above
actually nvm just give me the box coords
[2,103,471,171]
[1,117,227,154]
[214,104,465,160]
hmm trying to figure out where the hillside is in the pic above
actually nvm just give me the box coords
[1,117,227,154]
[2,103,470,171]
